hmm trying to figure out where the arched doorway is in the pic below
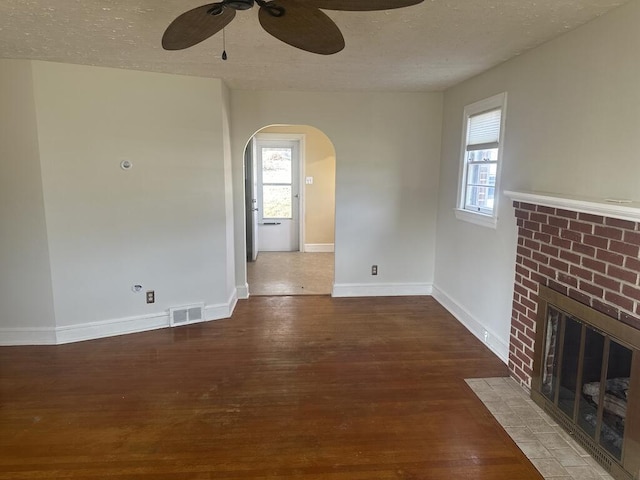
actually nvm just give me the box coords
[244,124,336,295]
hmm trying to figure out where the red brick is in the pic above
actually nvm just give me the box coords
[521,296,537,311]
[594,225,624,240]
[624,230,640,246]
[522,277,538,291]
[521,203,537,211]
[556,209,578,219]
[557,273,578,288]
[605,291,634,311]
[569,288,591,306]
[539,265,556,279]
[524,239,541,251]
[530,272,546,284]
[606,217,637,230]
[593,299,619,319]
[622,284,640,301]
[578,213,605,224]
[551,237,572,249]
[610,240,640,257]
[533,252,549,265]
[510,334,525,352]
[519,315,535,331]
[559,250,581,264]
[561,230,582,242]
[595,249,625,266]
[580,281,604,298]
[550,258,569,272]
[541,244,560,257]
[517,331,534,349]
[538,206,556,215]
[533,232,552,244]
[636,303,640,316]
[571,243,595,257]
[523,258,538,272]
[548,216,569,229]
[517,245,532,258]
[583,235,609,249]
[607,265,638,284]
[513,301,527,316]
[570,220,594,234]
[515,265,530,278]
[517,218,525,227]
[570,265,593,281]
[514,284,528,297]
[515,209,530,220]
[582,257,607,274]
[625,257,640,272]
[524,220,542,232]
[528,291,539,305]
[620,312,640,330]
[512,201,521,209]
[541,225,561,237]
[594,273,621,292]
[519,227,534,239]
[548,280,568,296]
[530,212,548,224]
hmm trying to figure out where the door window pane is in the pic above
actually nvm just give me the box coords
[542,308,562,401]
[262,185,292,219]
[262,148,292,184]
[599,340,631,460]
[558,316,582,419]
[578,327,605,438]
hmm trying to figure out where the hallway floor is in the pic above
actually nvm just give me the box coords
[247,252,334,296]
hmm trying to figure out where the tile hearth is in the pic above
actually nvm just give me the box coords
[467,377,614,479]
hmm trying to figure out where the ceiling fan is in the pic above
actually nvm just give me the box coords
[162,0,424,56]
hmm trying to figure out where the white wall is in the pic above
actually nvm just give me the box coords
[433,0,640,362]
[231,91,443,297]
[1,61,236,344]
[0,60,56,343]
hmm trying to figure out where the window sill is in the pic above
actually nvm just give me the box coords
[454,208,498,229]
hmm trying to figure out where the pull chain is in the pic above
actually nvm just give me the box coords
[222,28,228,60]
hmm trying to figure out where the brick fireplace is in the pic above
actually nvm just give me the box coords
[507,195,640,388]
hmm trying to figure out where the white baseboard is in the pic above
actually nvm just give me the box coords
[431,285,509,364]
[0,327,57,346]
[1,289,240,346]
[332,282,432,298]
[304,243,335,253]
[236,283,249,299]
[56,312,169,344]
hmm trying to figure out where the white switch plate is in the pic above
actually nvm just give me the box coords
[305,176,313,185]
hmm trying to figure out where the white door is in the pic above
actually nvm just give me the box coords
[256,138,300,252]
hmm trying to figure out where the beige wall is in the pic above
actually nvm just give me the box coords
[259,125,336,246]
[433,0,640,361]
[1,60,235,344]
[0,60,56,340]
[231,91,443,296]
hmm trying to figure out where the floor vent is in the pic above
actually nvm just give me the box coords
[169,304,204,327]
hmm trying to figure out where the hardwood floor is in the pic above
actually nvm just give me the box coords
[0,296,542,479]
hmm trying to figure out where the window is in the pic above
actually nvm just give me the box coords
[456,92,507,228]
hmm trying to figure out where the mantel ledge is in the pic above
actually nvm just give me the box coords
[504,190,640,223]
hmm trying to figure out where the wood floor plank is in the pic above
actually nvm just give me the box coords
[0,296,541,479]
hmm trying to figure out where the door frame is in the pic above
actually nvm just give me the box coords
[253,132,306,252]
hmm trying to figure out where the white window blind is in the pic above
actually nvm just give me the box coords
[467,108,502,151]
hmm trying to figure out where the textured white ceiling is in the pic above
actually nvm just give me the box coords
[0,0,628,91]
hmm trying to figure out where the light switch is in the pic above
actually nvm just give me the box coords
[305,176,314,185]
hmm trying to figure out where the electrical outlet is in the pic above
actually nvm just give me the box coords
[146,290,155,304]
[372,265,378,276]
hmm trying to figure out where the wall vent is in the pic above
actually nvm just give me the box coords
[169,304,204,327]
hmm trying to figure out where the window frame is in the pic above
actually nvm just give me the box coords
[455,92,507,229]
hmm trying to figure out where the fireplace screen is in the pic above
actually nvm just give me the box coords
[531,286,640,480]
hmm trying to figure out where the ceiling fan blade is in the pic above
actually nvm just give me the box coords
[301,0,424,11]
[162,4,236,50]
[259,0,345,55]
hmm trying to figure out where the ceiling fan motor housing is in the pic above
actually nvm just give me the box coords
[226,0,255,10]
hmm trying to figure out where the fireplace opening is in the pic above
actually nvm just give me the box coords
[532,285,640,480]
